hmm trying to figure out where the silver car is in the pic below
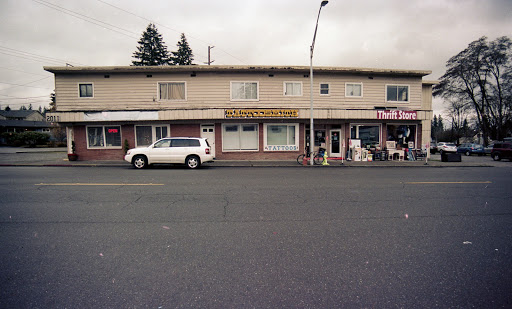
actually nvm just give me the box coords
[124,137,214,169]
[436,142,457,155]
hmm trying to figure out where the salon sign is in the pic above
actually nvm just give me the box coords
[225,109,299,118]
[377,110,417,120]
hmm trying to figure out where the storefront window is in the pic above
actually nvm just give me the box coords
[386,125,416,148]
[135,125,169,147]
[305,129,326,147]
[222,124,258,151]
[136,126,152,147]
[350,125,380,148]
[264,124,298,151]
[87,125,121,148]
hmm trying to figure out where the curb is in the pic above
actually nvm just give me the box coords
[0,162,495,168]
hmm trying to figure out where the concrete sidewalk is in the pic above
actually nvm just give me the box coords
[1,146,507,167]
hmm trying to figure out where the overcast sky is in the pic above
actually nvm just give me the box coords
[1,0,511,114]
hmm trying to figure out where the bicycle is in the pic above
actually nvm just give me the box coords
[296,148,325,165]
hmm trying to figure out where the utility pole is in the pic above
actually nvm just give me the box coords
[206,46,215,65]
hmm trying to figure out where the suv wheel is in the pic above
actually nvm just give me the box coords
[133,155,148,169]
[465,151,470,156]
[492,153,501,161]
[186,155,201,169]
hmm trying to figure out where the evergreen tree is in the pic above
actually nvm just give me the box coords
[4,105,11,111]
[170,33,194,65]
[50,92,56,111]
[431,115,438,139]
[132,24,170,66]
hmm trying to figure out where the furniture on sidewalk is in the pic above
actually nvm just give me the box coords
[386,141,404,161]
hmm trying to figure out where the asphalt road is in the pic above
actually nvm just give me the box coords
[1,166,511,308]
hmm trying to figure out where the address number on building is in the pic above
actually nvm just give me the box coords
[46,115,60,122]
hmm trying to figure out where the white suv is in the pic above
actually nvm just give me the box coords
[436,142,457,155]
[124,137,214,169]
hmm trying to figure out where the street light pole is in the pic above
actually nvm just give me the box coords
[309,0,328,165]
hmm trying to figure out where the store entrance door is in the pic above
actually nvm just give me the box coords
[330,130,341,157]
[201,124,216,158]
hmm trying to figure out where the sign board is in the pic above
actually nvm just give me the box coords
[264,145,299,151]
[377,110,417,120]
[225,109,298,118]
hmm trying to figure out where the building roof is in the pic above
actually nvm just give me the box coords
[0,110,42,119]
[0,120,50,128]
[44,65,432,77]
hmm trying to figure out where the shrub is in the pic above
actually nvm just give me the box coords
[19,131,50,147]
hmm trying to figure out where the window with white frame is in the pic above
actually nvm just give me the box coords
[350,124,380,149]
[135,125,169,147]
[222,124,258,151]
[159,82,186,100]
[284,82,302,96]
[346,83,363,97]
[386,85,409,102]
[320,83,329,95]
[264,124,298,151]
[231,82,258,101]
[87,125,121,148]
[79,83,93,98]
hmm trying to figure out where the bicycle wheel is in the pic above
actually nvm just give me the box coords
[314,154,322,165]
[296,154,305,165]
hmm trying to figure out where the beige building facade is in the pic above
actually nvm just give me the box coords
[44,65,434,161]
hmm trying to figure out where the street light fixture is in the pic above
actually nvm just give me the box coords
[309,0,328,165]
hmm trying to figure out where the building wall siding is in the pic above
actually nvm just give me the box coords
[54,72,424,112]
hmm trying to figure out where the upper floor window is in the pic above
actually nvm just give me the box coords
[320,83,329,95]
[79,83,93,98]
[386,85,409,102]
[159,82,186,100]
[284,82,302,96]
[346,83,363,97]
[231,81,258,101]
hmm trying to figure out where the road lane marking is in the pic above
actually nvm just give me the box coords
[35,183,164,186]
[404,181,492,184]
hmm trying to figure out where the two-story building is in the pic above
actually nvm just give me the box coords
[44,65,434,161]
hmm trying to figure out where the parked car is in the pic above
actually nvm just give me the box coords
[430,141,438,154]
[484,143,495,154]
[124,137,214,169]
[457,143,485,156]
[491,142,512,161]
[436,142,457,155]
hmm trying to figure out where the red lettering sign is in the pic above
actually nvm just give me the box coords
[108,129,118,133]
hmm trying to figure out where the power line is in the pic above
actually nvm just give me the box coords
[0,94,50,100]
[0,50,63,66]
[95,0,247,64]
[32,0,139,40]
[0,76,52,94]
[0,45,84,66]
[0,81,52,90]
[0,66,53,77]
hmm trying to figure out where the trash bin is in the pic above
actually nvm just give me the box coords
[441,152,461,162]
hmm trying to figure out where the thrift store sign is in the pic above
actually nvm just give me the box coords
[377,110,417,120]
[225,109,299,118]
